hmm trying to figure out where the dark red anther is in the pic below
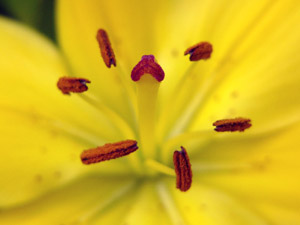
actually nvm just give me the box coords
[184,42,213,61]
[213,117,252,132]
[173,146,192,192]
[80,140,138,165]
[96,29,116,68]
[57,77,90,95]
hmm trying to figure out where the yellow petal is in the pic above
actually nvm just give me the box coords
[192,123,300,223]
[0,175,136,225]
[121,181,173,225]
[156,0,282,100]
[158,0,300,137]
[192,1,300,132]
[57,0,153,125]
[0,16,125,142]
[0,17,131,207]
[56,0,171,69]
[162,179,269,225]
[0,109,135,208]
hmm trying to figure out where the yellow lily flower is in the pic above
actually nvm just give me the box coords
[1,0,300,224]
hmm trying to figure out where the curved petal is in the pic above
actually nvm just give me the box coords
[190,6,300,132]
[56,0,169,68]
[0,175,136,225]
[57,0,167,124]
[191,122,300,224]
[0,16,126,141]
[162,179,270,225]
[157,0,300,138]
[0,17,131,207]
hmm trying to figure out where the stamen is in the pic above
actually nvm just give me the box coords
[145,159,175,177]
[57,77,90,95]
[96,29,116,68]
[173,146,192,192]
[80,140,138,165]
[213,117,252,132]
[131,55,165,82]
[184,42,213,61]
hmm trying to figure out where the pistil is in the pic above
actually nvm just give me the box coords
[131,55,165,82]
[131,55,164,160]
[145,159,175,177]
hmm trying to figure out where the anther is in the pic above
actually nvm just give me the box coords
[57,77,90,95]
[131,55,165,82]
[80,140,138,165]
[173,146,192,192]
[96,29,116,68]
[213,117,252,132]
[184,42,213,61]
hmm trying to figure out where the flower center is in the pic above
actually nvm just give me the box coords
[56,28,252,192]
